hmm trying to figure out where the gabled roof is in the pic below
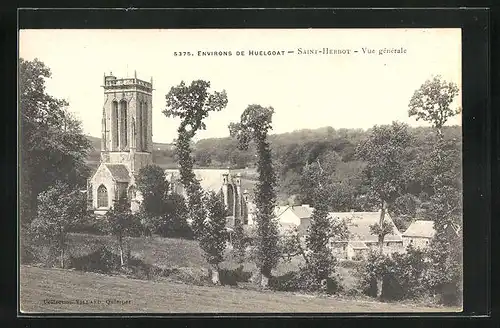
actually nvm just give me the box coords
[329,211,403,243]
[275,205,314,220]
[402,220,436,238]
[105,164,131,182]
[290,206,314,219]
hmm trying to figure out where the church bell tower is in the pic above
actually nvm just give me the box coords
[100,71,153,174]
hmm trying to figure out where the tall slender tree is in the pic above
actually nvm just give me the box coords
[302,161,347,291]
[229,105,279,287]
[164,80,228,283]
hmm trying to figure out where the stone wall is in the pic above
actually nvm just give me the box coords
[402,236,431,249]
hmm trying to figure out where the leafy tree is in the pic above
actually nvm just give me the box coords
[135,164,170,218]
[356,122,413,251]
[20,58,92,226]
[408,76,461,138]
[164,80,228,283]
[409,77,462,305]
[356,122,413,297]
[104,196,136,267]
[229,105,279,287]
[30,182,87,268]
[388,193,422,232]
[157,193,192,239]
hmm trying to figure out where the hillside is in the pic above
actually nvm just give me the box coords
[85,135,176,170]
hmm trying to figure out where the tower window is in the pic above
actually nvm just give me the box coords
[112,101,119,148]
[142,102,148,151]
[97,185,108,208]
[137,102,143,150]
[120,100,128,148]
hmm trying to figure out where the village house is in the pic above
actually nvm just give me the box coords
[402,220,435,249]
[280,208,404,260]
[274,204,314,235]
[402,220,461,249]
[329,211,404,260]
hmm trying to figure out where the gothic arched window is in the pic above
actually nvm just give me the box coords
[120,100,128,148]
[97,185,108,208]
[227,184,235,217]
[234,187,240,219]
[112,101,119,148]
[137,102,143,150]
[142,102,148,151]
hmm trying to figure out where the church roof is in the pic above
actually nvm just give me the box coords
[165,168,231,192]
[105,164,131,182]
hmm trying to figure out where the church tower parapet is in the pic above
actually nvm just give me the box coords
[101,71,153,173]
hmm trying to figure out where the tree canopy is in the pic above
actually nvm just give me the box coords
[20,58,92,225]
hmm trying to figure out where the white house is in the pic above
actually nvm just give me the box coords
[274,204,314,235]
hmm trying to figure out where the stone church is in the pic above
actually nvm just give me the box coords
[87,72,153,215]
[165,169,253,226]
[87,72,254,226]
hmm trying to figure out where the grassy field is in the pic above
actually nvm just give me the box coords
[20,265,459,313]
[65,233,344,283]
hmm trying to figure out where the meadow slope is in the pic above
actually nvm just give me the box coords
[20,266,459,313]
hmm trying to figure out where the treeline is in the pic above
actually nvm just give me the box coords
[190,124,461,231]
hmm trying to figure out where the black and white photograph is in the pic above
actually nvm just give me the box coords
[19,28,463,313]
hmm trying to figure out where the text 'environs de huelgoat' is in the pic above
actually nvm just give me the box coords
[173,47,408,57]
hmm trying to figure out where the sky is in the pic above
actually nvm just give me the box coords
[19,28,462,144]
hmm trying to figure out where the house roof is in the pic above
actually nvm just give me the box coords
[403,220,436,238]
[329,211,403,243]
[349,241,369,249]
[105,164,131,182]
[165,168,231,192]
[275,205,314,220]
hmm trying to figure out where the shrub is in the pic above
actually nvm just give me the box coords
[218,266,252,286]
[325,274,343,295]
[67,212,107,235]
[355,247,432,301]
[68,245,121,273]
[126,256,153,280]
[354,251,392,298]
[269,271,301,292]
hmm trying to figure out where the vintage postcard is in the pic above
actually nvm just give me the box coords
[19,28,463,314]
